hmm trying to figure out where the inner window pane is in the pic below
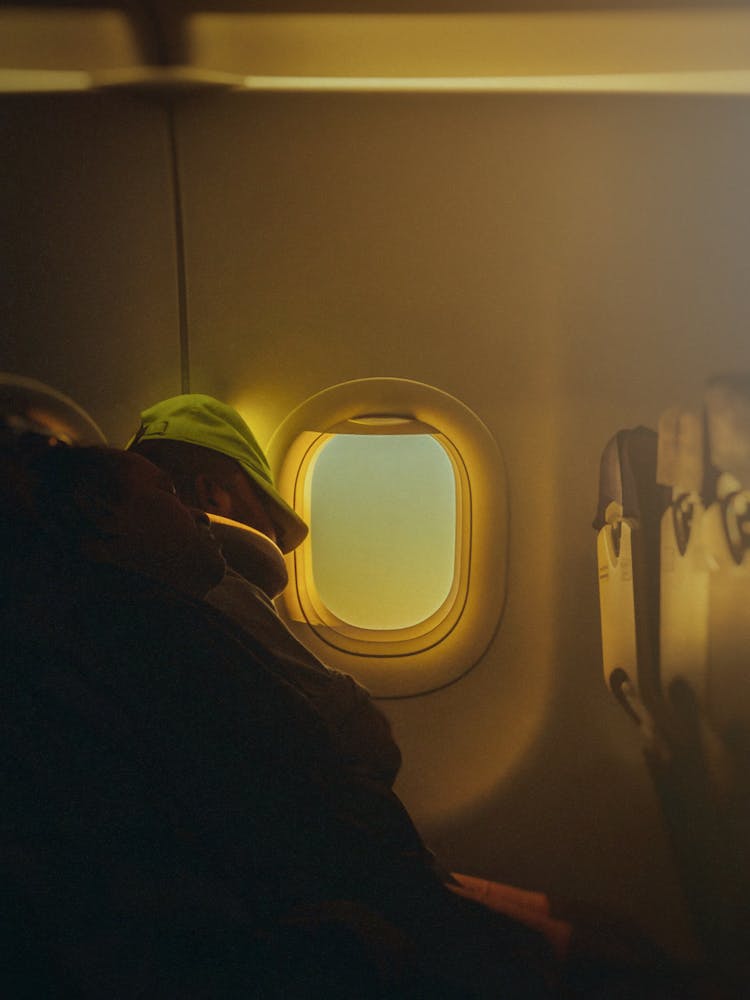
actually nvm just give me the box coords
[310,433,456,630]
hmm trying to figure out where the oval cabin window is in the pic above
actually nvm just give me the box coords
[310,431,457,631]
[267,379,508,697]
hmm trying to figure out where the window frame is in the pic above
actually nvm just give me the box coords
[267,378,508,697]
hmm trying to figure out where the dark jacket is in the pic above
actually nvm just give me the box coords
[206,567,402,785]
[1,559,553,997]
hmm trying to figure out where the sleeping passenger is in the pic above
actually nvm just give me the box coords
[128,393,402,787]
[1,437,560,997]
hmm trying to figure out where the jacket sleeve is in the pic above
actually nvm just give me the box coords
[302,667,402,786]
[205,570,402,785]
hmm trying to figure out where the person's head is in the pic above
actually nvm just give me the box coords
[0,375,110,572]
[16,446,226,598]
[127,395,308,554]
[0,372,106,449]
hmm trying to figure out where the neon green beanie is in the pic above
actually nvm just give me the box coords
[128,394,307,553]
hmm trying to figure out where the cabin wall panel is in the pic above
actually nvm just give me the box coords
[175,95,562,434]
[0,93,182,441]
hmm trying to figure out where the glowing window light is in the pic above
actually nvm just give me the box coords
[309,434,456,630]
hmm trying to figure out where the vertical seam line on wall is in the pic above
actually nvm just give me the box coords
[166,105,191,394]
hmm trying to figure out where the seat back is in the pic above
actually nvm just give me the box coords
[594,427,669,725]
[658,378,750,738]
[701,376,750,737]
[657,407,710,711]
[595,382,750,989]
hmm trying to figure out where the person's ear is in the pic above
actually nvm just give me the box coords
[194,474,233,517]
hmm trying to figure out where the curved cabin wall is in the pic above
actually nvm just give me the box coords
[5,85,750,955]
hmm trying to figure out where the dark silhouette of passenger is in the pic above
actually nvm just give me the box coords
[1,436,560,998]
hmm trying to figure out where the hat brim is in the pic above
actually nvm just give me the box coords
[243,467,308,554]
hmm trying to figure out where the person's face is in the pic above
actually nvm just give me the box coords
[225,470,279,545]
[100,452,226,597]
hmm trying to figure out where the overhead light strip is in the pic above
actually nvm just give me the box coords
[242,70,750,96]
[3,67,750,97]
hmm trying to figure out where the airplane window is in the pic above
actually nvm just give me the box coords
[309,433,456,631]
[267,378,507,697]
